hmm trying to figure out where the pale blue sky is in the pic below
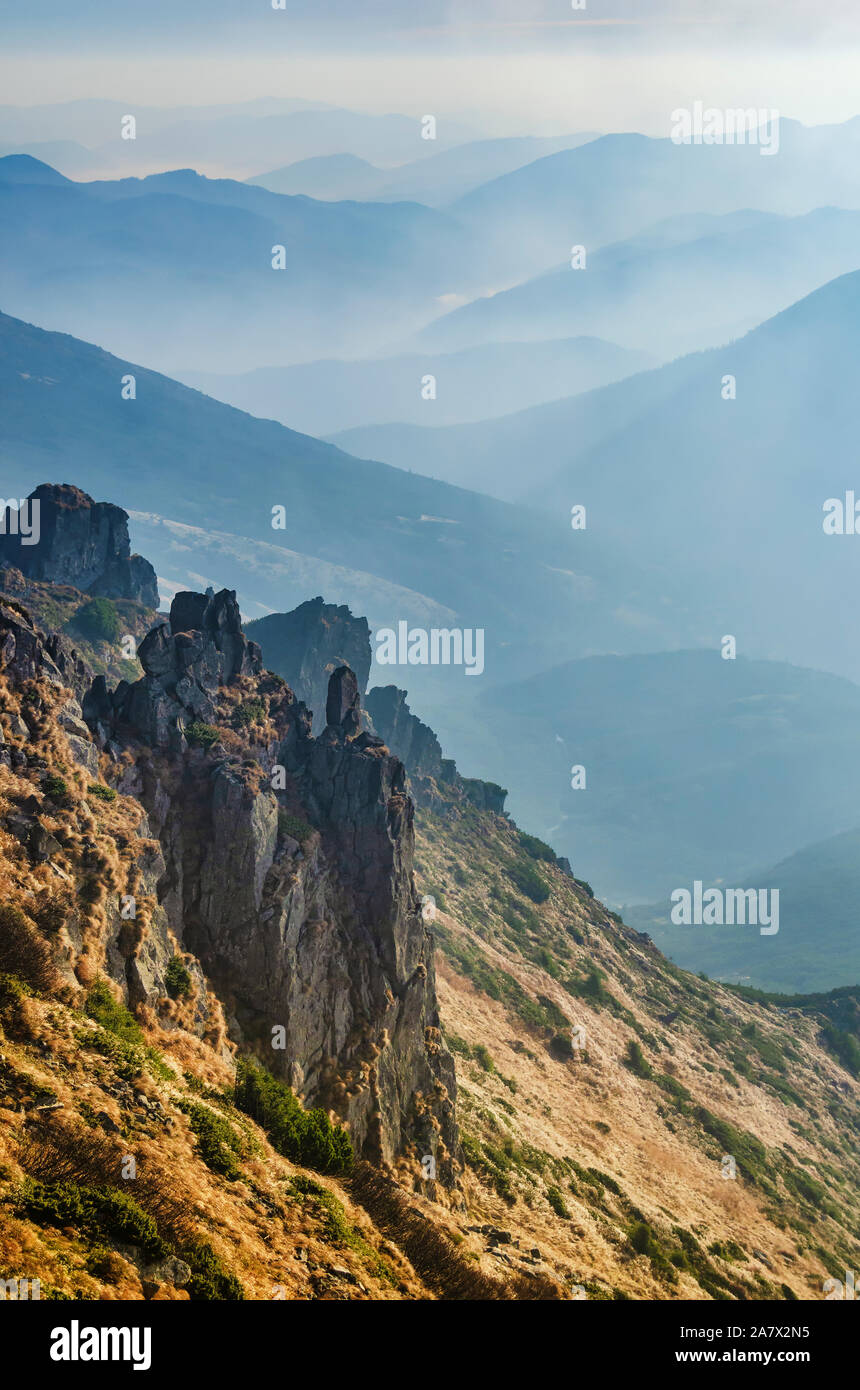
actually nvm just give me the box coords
[2,1,860,132]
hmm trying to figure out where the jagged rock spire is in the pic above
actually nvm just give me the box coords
[326,665,362,738]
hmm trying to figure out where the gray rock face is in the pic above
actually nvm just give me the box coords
[325,665,361,738]
[246,598,371,733]
[78,594,458,1177]
[366,685,507,815]
[85,589,262,748]
[365,686,445,782]
[0,484,158,609]
[0,598,75,690]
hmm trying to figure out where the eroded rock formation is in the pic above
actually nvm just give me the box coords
[74,590,457,1176]
[366,684,507,815]
[0,483,158,609]
[246,597,371,732]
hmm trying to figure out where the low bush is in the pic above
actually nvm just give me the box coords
[507,859,550,905]
[71,598,120,645]
[88,783,117,803]
[624,1040,653,1080]
[546,1185,570,1219]
[185,721,220,750]
[234,1060,353,1175]
[185,1103,244,1180]
[518,832,557,864]
[18,1179,165,1260]
[165,955,193,999]
[277,812,314,844]
[85,979,144,1046]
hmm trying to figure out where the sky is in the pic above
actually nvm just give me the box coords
[2,1,860,133]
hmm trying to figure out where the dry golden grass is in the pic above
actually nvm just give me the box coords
[415,804,860,1301]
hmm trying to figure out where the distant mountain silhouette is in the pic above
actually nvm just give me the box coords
[249,132,598,206]
[432,650,860,919]
[184,336,652,435]
[0,100,480,179]
[334,268,860,684]
[628,827,860,993]
[414,207,860,358]
[0,159,494,369]
[450,120,860,277]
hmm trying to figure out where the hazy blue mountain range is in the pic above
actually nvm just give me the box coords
[246,153,386,202]
[449,119,860,277]
[334,269,860,686]
[414,650,860,925]
[0,100,480,180]
[412,207,860,358]
[181,336,652,435]
[248,132,599,205]
[627,828,860,994]
[0,309,698,696]
[0,157,496,369]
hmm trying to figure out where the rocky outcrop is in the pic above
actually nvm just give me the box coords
[246,598,371,732]
[365,686,445,783]
[0,596,89,704]
[78,592,457,1177]
[0,484,158,609]
[366,684,507,816]
[84,588,263,749]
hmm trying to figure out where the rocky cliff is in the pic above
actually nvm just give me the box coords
[0,483,158,609]
[366,684,507,815]
[67,589,455,1175]
[246,598,371,733]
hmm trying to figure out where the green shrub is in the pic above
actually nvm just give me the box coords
[71,598,121,645]
[234,1060,353,1175]
[507,859,550,904]
[656,1073,691,1103]
[88,783,117,803]
[277,812,314,844]
[185,721,220,750]
[567,968,610,1006]
[236,699,265,727]
[165,955,192,999]
[181,1241,245,1301]
[473,1044,495,1073]
[186,1103,244,1180]
[0,972,31,1009]
[44,774,69,803]
[694,1107,770,1189]
[821,1023,860,1077]
[19,1180,164,1260]
[624,1040,653,1080]
[85,979,144,1046]
[546,1185,570,1219]
[629,1221,655,1256]
[518,832,556,864]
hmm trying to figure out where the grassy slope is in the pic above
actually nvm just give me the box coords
[414,802,860,1300]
